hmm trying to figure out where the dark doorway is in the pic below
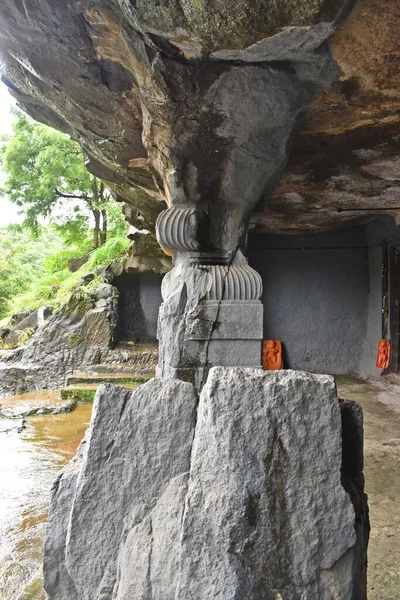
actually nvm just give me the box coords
[113,272,163,343]
[390,246,400,372]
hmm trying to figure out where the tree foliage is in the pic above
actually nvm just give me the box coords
[0,110,131,321]
[0,110,115,247]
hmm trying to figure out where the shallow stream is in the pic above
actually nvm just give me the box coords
[0,403,92,599]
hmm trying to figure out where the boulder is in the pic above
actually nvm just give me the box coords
[44,379,198,599]
[96,283,114,300]
[68,257,88,272]
[10,311,29,326]
[4,326,35,348]
[15,310,40,330]
[43,369,368,599]
[0,327,10,340]
[78,273,95,286]
[4,307,53,348]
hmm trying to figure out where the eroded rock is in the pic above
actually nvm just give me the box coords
[2,0,395,235]
[44,379,198,599]
[0,286,119,396]
[3,306,53,348]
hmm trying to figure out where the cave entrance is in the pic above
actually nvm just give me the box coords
[113,272,163,345]
[390,246,400,373]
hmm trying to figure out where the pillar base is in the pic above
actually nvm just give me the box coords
[157,300,263,388]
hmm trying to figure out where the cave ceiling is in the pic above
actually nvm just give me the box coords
[0,0,399,235]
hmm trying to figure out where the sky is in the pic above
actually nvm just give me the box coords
[0,81,24,227]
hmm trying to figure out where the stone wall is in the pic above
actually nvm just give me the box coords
[360,216,400,376]
[116,217,400,377]
[249,219,399,376]
[249,225,369,374]
[113,273,163,343]
[109,217,400,377]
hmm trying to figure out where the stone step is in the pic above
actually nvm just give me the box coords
[109,343,159,366]
[61,382,141,403]
[75,364,155,376]
[66,373,152,386]
[115,342,158,352]
[0,376,150,416]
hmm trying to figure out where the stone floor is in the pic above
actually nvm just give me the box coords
[336,376,400,600]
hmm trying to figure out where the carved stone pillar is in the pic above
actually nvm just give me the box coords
[156,206,263,388]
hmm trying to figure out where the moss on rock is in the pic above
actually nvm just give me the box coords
[61,388,97,403]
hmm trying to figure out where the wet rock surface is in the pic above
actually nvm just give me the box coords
[0,391,77,419]
[44,369,367,599]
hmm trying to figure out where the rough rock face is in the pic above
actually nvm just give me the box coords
[2,306,52,348]
[2,0,394,236]
[44,369,368,599]
[339,398,370,600]
[44,379,198,599]
[0,283,121,396]
[0,1,399,234]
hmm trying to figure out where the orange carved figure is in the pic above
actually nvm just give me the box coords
[376,339,391,369]
[263,340,283,371]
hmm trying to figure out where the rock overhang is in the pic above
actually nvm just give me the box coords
[0,0,398,235]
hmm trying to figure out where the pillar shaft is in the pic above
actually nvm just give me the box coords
[155,206,263,387]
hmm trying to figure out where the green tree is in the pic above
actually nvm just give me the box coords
[0,110,113,248]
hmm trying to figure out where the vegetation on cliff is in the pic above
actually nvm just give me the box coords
[0,111,131,321]
[0,226,64,318]
[0,224,130,321]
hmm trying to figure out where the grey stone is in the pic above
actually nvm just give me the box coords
[94,298,110,309]
[187,301,264,340]
[0,291,135,396]
[96,266,115,282]
[339,398,370,599]
[79,273,95,286]
[157,254,263,387]
[4,306,54,348]
[0,327,10,340]
[176,368,358,599]
[16,310,41,330]
[44,379,198,600]
[4,310,41,346]
[115,473,189,600]
[185,339,262,367]
[96,283,114,300]
[44,439,87,598]
[10,311,30,326]
[0,364,41,397]
[68,256,88,272]
[43,369,367,600]
[0,397,77,418]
